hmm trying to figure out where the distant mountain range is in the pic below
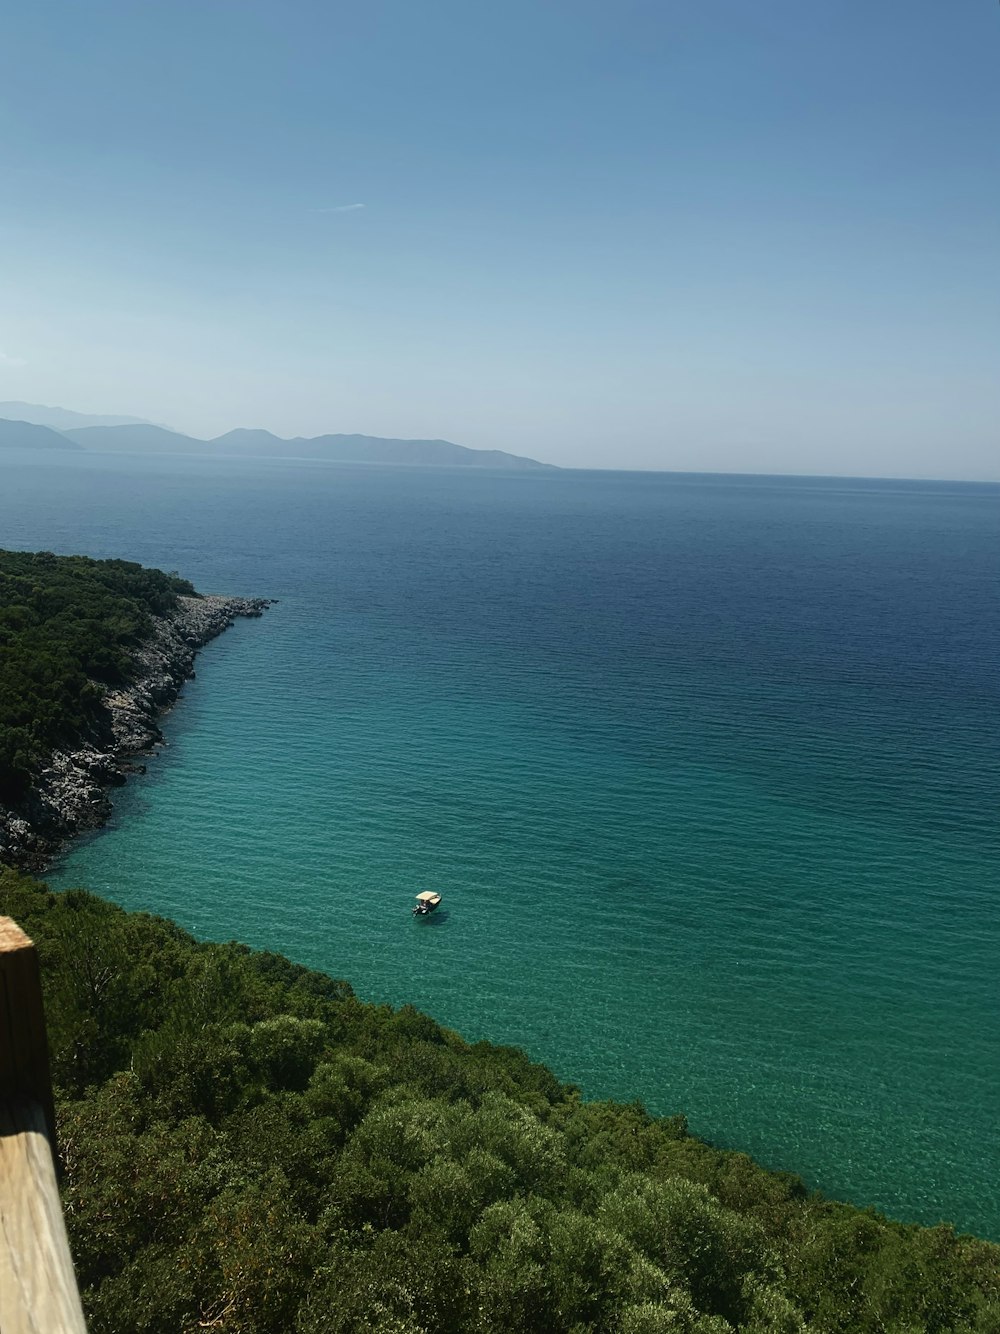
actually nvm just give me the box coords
[0,403,555,469]
[0,402,151,431]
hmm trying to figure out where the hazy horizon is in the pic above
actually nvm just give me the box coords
[3,398,1000,484]
[2,2,998,480]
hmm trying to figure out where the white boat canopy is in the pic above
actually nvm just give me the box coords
[414,891,441,904]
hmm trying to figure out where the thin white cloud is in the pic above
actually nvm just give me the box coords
[0,350,27,368]
[310,203,366,214]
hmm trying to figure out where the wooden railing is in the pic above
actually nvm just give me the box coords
[0,917,87,1333]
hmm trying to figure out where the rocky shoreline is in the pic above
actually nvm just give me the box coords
[0,594,272,871]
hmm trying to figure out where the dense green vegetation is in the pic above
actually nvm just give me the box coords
[0,550,195,800]
[2,869,997,1334]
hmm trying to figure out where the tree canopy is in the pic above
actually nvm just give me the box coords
[0,550,196,800]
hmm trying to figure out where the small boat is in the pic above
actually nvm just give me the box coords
[412,891,442,916]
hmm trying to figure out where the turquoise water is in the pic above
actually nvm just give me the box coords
[1,452,998,1238]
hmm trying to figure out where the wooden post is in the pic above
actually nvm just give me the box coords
[0,917,87,1333]
[0,919,57,1151]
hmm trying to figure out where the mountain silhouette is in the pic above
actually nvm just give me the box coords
[0,418,84,450]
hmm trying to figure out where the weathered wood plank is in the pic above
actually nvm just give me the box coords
[0,1097,87,1333]
[0,918,86,1332]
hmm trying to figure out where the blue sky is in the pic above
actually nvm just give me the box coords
[1,0,997,475]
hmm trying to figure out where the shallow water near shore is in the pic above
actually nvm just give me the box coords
[2,451,998,1238]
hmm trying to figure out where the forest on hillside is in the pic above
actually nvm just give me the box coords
[0,550,195,800]
[2,869,998,1334]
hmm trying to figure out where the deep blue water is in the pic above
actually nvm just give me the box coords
[1,450,998,1238]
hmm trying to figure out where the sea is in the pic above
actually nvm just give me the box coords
[1,449,997,1239]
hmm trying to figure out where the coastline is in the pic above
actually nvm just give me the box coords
[0,593,272,871]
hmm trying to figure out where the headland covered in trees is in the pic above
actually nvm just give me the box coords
[0,548,271,867]
[1,550,998,1331]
